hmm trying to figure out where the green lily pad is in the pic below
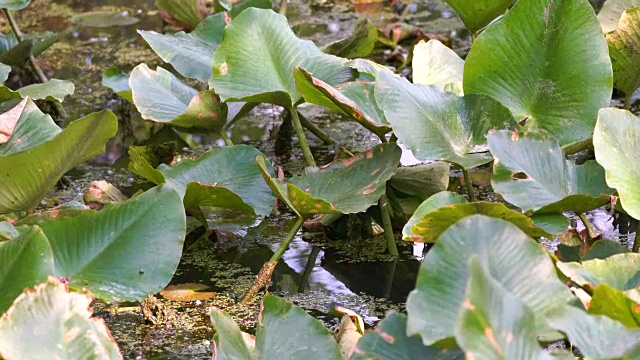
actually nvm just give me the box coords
[464,0,613,146]
[594,109,640,220]
[210,8,352,107]
[294,67,389,137]
[402,191,467,241]
[257,143,401,217]
[412,40,463,95]
[139,13,226,82]
[589,284,640,328]
[582,239,631,261]
[321,18,377,58]
[375,70,515,169]
[0,33,31,68]
[388,162,450,201]
[488,130,613,213]
[530,214,570,236]
[406,215,572,345]
[444,0,513,34]
[352,311,464,359]
[15,79,74,102]
[130,64,226,131]
[407,200,552,243]
[71,10,139,27]
[598,0,640,32]
[556,253,640,291]
[210,295,341,359]
[0,278,122,359]
[156,0,206,30]
[102,67,132,102]
[0,0,30,10]
[456,259,574,359]
[129,145,276,217]
[26,185,185,301]
[607,7,640,98]
[0,223,53,313]
[0,63,10,83]
[0,100,117,213]
[547,305,640,359]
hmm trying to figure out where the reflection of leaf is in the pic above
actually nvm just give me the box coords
[489,130,613,213]
[160,283,215,301]
[0,278,122,359]
[464,0,613,146]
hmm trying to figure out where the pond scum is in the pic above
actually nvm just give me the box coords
[1,0,640,359]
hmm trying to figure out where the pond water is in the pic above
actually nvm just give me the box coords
[6,0,635,358]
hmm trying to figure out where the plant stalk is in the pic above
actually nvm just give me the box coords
[624,93,633,111]
[3,9,67,120]
[577,213,597,239]
[218,130,233,146]
[289,106,316,167]
[462,168,476,202]
[240,216,305,303]
[633,228,640,253]
[379,194,398,256]
[298,111,335,145]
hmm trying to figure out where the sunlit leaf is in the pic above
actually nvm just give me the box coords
[607,7,640,98]
[412,40,464,95]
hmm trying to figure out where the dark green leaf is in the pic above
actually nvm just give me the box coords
[444,0,513,34]
[321,18,377,58]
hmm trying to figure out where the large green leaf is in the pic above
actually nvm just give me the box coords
[388,162,450,201]
[257,143,401,217]
[607,7,640,98]
[464,0,613,146]
[210,8,352,107]
[406,215,572,345]
[0,223,53,313]
[27,186,186,301]
[376,70,515,169]
[488,130,613,213]
[320,18,377,58]
[589,284,640,328]
[547,305,640,359]
[0,278,122,359]
[556,253,640,291]
[0,103,117,213]
[130,64,227,131]
[444,0,513,34]
[352,311,464,360]
[139,13,226,82]
[0,98,59,156]
[102,67,132,102]
[407,200,552,243]
[402,191,467,241]
[412,40,464,95]
[0,0,30,10]
[294,67,389,137]
[129,145,276,217]
[456,259,573,360]
[15,79,74,102]
[256,295,341,359]
[210,306,255,359]
[594,108,640,219]
[210,295,341,360]
[598,0,640,32]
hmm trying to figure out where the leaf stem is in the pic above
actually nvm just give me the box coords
[3,9,67,120]
[633,229,640,253]
[289,106,316,167]
[624,93,633,111]
[218,130,233,146]
[462,168,476,202]
[379,194,398,256]
[240,216,305,303]
[298,111,335,145]
[577,212,597,239]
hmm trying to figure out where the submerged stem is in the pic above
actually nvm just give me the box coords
[379,194,398,256]
[240,216,305,303]
[577,213,597,239]
[218,130,233,146]
[289,106,316,167]
[462,168,476,202]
